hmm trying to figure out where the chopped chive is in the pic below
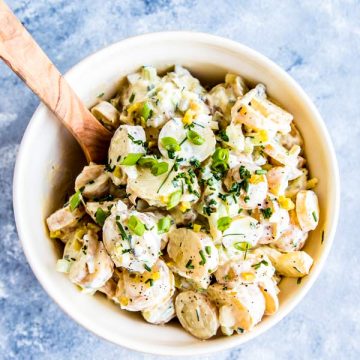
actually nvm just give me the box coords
[116,221,128,240]
[185,259,194,269]
[97,92,104,98]
[167,189,182,210]
[157,217,171,234]
[129,92,135,103]
[161,137,180,152]
[95,207,109,226]
[128,215,146,236]
[195,309,200,321]
[187,130,205,145]
[255,169,267,175]
[312,211,318,222]
[151,161,169,176]
[144,264,152,272]
[145,278,154,286]
[141,102,152,121]
[205,246,212,255]
[199,250,206,265]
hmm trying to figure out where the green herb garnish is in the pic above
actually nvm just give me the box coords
[187,130,205,145]
[217,216,232,232]
[157,217,172,234]
[128,215,146,236]
[120,153,143,165]
[69,190,82,211]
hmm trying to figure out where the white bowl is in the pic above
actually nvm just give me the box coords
[13,32,340,356]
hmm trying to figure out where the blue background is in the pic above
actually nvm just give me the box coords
[0,1,359,359]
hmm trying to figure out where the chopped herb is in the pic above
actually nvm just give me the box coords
[144,264,152,272]
[218,193,227,201]
[69,190,82,211]
[122,249,132,254]
[157,159,177,193]
[129,92,135,103]
[219,130,229,142]
[205,246,212,255]
[233,241,251,252]
[95,207,110,226]
[116,221,128,241]
[217,216,232,232]
[237,328,244,334]
[167,189,182,210]
[128,133,144,146]
[141,102,152,121]
[128,215,146,236]
[195,309,200,321]
[138,156,158,168]
[244,195,250,203]
[239,165,251,180]
[187,130,205,145]
[190,158,201,168]
[97,92,104,98]
[312,211,318,222]
[255,169,267,175]
[199,250,206,265]
[151,161,169,176]
[161,137,181,152]
[120,153,143,165]
[157,217,172,234]
[252,260,269,270]
[186,259,195,269]
[261,207,273,219]
[145,278,154,286]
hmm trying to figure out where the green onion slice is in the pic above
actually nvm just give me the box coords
[120,153,143,166]
[69,190,82,211]
[157,217,172,234]
[161,137,181,152]
[217,216,232,232]
[187,130,205,145]
[151,161,169,176]
[141,102,152,121]
[167,189,182,210]
[128,215,146,236]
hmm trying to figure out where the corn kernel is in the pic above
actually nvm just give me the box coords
[152,271,161,281]
[113,165,122,179]
[127,102,142,114]
[159,195,169,204]
[278,196,295,210]
[120,296,129,306]
[182,109,195,125]
[241,272,256,281]
[190,101,200,111]
[306,178,318,189]
[179,201,191,212]
[193,224,202,232]
[249,174,264,184]
[50,230,62,239]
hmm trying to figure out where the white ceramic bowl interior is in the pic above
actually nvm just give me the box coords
[13,32,340,356]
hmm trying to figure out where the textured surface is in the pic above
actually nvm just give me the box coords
[0,0,359,359]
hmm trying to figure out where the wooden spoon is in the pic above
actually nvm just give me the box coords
[0,0,112,163]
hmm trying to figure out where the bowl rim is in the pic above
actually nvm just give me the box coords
[13,31,340,356]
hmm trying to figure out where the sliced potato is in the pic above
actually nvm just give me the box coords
[91,101,120,128]
[167,228,218,286]
[258,278,279,315]
[207,283,265,331]
[296,190,319,231]
[264,142,300,167]
[257,246,313,277]
[115,259,174,311]
[175,291,219,340]
[103,207,161,273]
[142,295,176,325]
[46,204,84,238]
[158,118,216,164]
[108,125,147,185]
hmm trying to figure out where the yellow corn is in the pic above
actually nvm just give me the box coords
[241,272,256,281]
[251,129,269,145]
[179,201,191,212]
[249,174,264,184]
[113,165,122,179]
[182,109,195,125]
[278,196,295,210]
[49,230,62,239]
[120,296,129,306]
[306,178,318,189]
[152,271,161,281]
[159,195,169,204]
[193,224,202,232]
[127,102,142,115]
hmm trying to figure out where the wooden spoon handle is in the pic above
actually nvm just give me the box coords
[0,1,112,163]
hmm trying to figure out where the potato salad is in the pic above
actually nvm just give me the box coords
[46,65,320,339]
